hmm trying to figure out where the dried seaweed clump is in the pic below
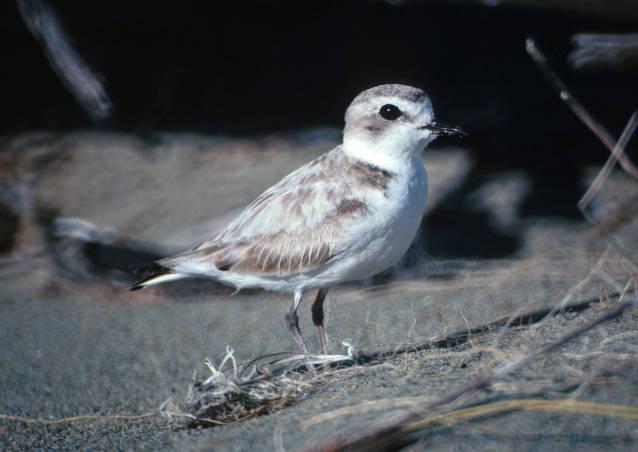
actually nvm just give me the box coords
[168,347,351,426]
[161,347,353,427]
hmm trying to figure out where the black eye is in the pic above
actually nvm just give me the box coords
[379,104,402,121]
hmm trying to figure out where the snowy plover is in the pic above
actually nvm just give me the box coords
[131,84,464,354]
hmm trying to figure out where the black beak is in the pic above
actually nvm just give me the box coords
[420,121,467,137]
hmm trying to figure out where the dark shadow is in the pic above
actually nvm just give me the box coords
[0,199,19,254]
[425,206,521,259]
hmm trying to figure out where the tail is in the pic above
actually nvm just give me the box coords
[130,263,187,291]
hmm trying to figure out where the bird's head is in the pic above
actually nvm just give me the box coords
[343,84,465,168]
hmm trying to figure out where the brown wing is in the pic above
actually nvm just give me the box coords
[159,147,393,277]
[160,198,368,276]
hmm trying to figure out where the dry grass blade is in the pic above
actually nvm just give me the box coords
[579,112,638,216]
[0,412,158,425]
[306,301,634,452]
[301,396,435,430]
[175,290,616,429]
[350,290,616,366]
[405,398,638,432]
[526,38,638,180]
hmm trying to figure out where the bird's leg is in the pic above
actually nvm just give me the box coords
[285,291,309,354]
[311,288,330,355]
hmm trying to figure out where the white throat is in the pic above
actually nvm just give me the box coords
[342,130,431,173]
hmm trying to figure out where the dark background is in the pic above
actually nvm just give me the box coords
[3,1,636,135]
[1,0,637,257]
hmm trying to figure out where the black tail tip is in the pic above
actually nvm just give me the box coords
[129,284,144,292]
[133,263,169,275]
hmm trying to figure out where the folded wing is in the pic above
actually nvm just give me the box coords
[159,148,375,277]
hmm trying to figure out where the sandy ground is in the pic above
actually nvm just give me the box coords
[1,132,637,450]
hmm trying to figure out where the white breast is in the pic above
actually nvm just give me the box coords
[318,157,428,284]
[380,158,428,267]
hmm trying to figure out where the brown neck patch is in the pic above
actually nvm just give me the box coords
[349,158,397,194]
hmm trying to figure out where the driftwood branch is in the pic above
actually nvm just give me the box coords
[569,33,638,72]
[17,0,113,121]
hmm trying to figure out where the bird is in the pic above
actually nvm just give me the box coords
[131,84,465,355]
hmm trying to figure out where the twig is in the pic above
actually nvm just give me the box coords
[526,38,638,180]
